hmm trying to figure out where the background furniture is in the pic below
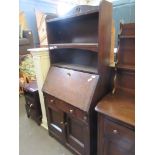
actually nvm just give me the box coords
[35,10,57,46]
[24,80,42,125]
[42,0,112,155]
[95,23,135,155]
[19,54,36,94]
[19,30,34,55]
[28,47,50,129]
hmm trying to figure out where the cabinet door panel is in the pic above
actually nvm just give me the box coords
[66,115,87,155]
[103,119,135,155]
[47,106,65,142]
[104,119,134,151]
[104,138,134,155]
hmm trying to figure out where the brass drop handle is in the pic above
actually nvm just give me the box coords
[113,129,118,134]
[69,109,73,113]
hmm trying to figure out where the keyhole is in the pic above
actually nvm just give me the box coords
[67,73,71,77]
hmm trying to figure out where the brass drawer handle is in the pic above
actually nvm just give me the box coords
[69,109,73,113]
[113,129,118,134]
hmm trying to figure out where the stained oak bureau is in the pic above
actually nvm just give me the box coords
[42,0,113,154]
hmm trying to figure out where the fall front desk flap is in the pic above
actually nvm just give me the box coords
[42,67,99,112]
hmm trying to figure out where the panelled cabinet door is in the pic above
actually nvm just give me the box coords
[65,115,89,155]
[103,119,135,155]
[103,138,134,155]
[47,105,66,143]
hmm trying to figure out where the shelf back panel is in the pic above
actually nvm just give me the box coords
[47,13,99,44]
[50,49,98,68]
[118,38,135,67]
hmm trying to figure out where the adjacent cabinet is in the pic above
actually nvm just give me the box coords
[95,23,135,155]
[42,0,112,155]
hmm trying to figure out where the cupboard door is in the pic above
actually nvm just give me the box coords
[103,119,135,155]
[103,138,134,155]
[65,115,89,155]
[47,105,65,143]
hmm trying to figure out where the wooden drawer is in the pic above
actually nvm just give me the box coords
[104,119,134,150]
[45,94,88,123]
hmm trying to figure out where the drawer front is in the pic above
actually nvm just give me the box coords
[45,94,88,123]
[104,119,134,151]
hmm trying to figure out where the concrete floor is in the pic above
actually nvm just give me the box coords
[19,95,73,155]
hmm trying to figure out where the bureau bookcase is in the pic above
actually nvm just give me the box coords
[42,1,112,154]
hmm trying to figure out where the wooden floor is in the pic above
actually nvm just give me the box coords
[19,95,73,155]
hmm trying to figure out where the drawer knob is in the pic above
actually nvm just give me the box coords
[50,99,54,103]
[113,129,118,134]
[83,116,87,120]
[30,104,33,108]
[60,121,63,125]
[69,109,73,113]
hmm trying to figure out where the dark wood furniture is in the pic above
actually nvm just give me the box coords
[42,1,112,155]
[95,23,135,155]
[24,81,42,125]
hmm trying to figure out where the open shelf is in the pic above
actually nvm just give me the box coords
[53,63,98,74]
[47,10,99,23]
[49,43,98,52]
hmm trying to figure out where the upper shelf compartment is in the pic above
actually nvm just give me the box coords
[49,43,98,52]
[47,5,99,23]
[46,7,99,44]
[117,23,135,68]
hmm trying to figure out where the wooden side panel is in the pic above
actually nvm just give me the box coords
[98,0,112,74]
[42,67,99,112]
